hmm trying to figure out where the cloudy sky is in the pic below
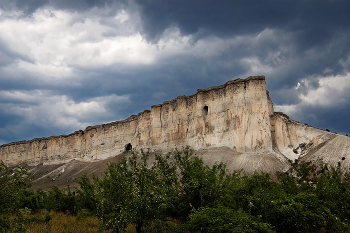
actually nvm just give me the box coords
[0,0,350,145]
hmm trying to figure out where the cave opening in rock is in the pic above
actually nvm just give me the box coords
[125,143,132,151]
[203,106,209,116]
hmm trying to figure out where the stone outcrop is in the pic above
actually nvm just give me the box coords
[270,112,350,169]
[1,75,349,175]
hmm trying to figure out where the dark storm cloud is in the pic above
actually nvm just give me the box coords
[272,34,350,103]
[136,0,350,44]
[295,104,350,135]
[135,0,350,92]
[72,52,246,97]
[0,0,48,15]
[0,0,124,14]
[0,68,81,93]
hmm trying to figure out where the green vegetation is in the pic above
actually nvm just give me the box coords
[0,161,32,232]
[2,147,350,232]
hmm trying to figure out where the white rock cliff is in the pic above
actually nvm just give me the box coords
[1,76,349,172]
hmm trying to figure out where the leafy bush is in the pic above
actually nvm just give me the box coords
[45,185,79,215]
[186,207,274,233]
[17,189,47,212]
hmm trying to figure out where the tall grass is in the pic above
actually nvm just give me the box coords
[24,212,180,233]
[23,212,116,233]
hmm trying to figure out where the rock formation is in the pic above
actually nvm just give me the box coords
[1,75,350,183]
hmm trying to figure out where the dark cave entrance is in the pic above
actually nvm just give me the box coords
[203,105,209,116]
[125,143,132,151]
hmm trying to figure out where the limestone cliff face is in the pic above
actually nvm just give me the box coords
[1,76,274,166]
[270,112,338,161]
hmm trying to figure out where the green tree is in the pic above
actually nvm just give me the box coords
[0,161,32,232]
[79,149,174,233]
[171,147,230,220]
[315,163,350,224]
[45,185,79,215]
[17,189,47,212]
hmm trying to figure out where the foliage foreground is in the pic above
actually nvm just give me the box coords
[2,147,350,232]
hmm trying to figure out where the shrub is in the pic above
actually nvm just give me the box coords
[186,207,274,233]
